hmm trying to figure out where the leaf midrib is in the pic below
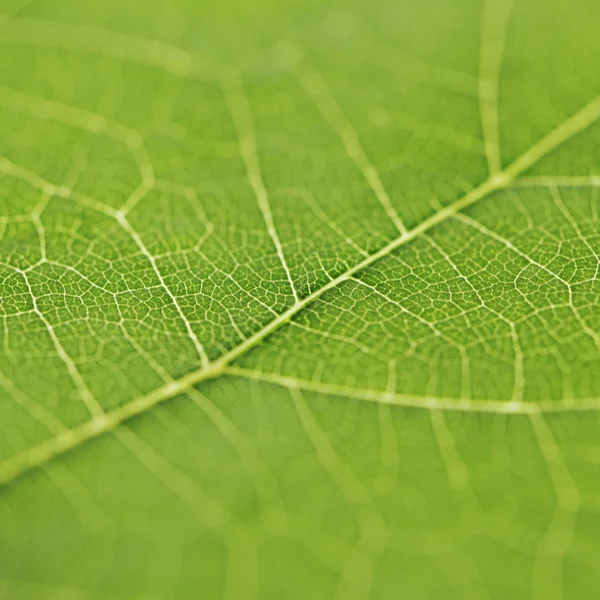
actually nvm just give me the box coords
[2,88,600,487]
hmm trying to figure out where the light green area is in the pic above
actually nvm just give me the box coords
[1,0,600,597]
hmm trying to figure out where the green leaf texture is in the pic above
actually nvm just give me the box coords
[1,0,600,598]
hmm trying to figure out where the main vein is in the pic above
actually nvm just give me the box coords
[1,89,600,487]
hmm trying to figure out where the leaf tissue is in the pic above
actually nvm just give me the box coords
[1,0,600,598]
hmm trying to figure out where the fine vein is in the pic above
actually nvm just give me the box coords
[2,85,600,487]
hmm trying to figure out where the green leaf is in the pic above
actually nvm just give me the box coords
[1,0,600,598]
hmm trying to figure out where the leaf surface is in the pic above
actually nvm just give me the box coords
[1,0,600,598]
